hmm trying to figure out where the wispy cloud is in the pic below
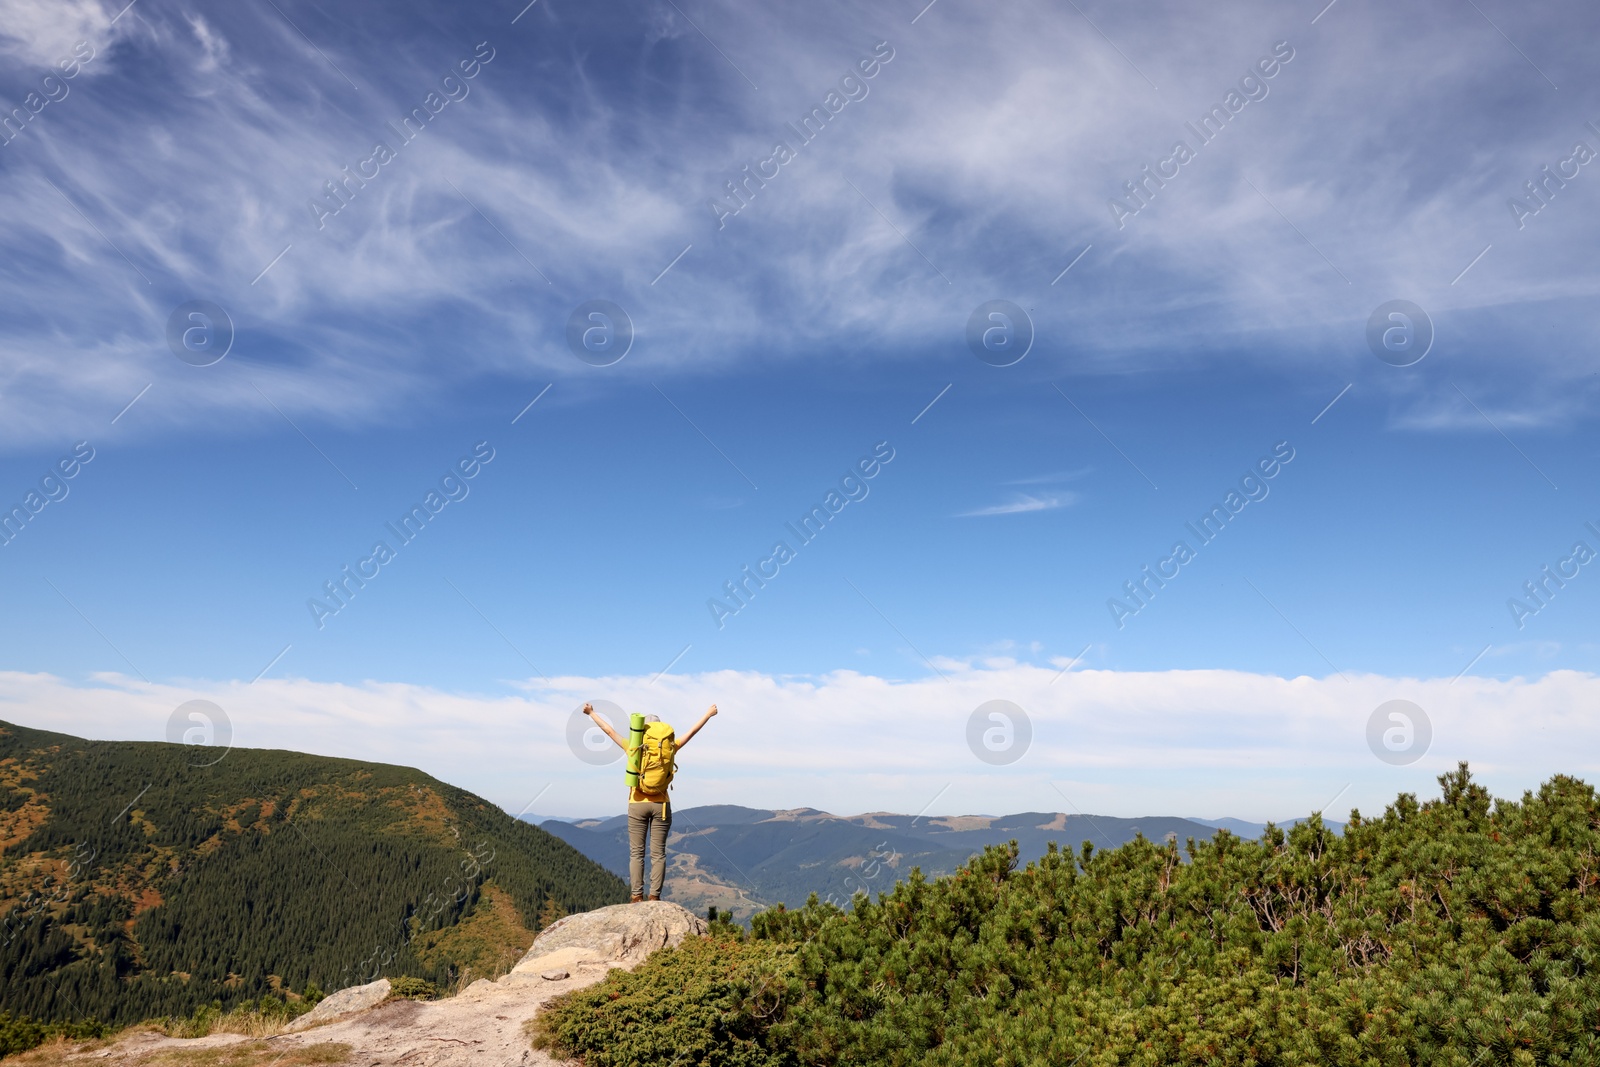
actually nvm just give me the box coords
[958,492,1076,517]
[1004,469,1091,486]
[0,0,1596,447]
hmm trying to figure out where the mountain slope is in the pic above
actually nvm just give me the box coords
[0,719,627,1027]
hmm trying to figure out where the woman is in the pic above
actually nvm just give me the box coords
[582,702,718,903]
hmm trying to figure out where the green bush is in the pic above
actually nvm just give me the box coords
[538,764,1600,1067]
[532,935,800,1067]
[0,1012,108,1058]
[706,906,744,941]
[386,977,439,1001]
[161,1002,223,1039]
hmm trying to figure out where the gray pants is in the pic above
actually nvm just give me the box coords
[627,801,671,898]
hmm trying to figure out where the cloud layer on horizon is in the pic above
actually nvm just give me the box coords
[4,661,1595,825]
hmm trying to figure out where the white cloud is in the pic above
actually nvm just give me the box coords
[1387,388,1572,433]
[958,492,1076,517]
[4,663,1596,825]
[0,0,121,71]
[1004,469,1092,486]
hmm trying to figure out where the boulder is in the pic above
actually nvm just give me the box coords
[284,978,390,1032]
[512,901,707,975]
[280,903,706,1033]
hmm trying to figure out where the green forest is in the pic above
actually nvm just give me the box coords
[0,719,627,1032]
[539,764,1600,1066]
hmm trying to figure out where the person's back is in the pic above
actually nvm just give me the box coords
[584,702,717,901]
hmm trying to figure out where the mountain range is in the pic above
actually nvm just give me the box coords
[536,805,1343,920]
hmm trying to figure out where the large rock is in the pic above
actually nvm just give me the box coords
[512,901,707,976]
[284,977,390,1032]
[280,904,706,1035]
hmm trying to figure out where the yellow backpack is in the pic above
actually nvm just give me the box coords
[637,722,677,796]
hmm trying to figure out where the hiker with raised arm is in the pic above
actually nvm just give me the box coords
[583,702,718,903]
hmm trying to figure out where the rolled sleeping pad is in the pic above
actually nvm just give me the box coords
[625,713,645,789]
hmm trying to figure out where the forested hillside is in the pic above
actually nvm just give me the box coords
[540,764,1600,1066]
[0,719,627,1029]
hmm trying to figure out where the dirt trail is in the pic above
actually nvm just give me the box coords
[277,962,615,1067]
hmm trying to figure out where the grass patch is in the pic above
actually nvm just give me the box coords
[147,991,321,1041]
[3,1036,349,1067]
[140,1040,349,1067]
[383,978,437,1002]
[2,1034,115,1067]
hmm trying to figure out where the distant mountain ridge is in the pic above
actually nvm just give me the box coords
[535,805,1343,920]
[0,720,627,1028]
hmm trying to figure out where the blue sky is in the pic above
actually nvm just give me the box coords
[1,0,1598,820]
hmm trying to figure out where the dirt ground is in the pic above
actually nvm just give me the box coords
[13,963,620,1067]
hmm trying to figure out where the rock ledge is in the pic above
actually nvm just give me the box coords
[284,977,390,1032]
[512,900,707,976]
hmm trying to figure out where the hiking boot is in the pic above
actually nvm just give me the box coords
[648,893,660,901]
[630,894,643,903]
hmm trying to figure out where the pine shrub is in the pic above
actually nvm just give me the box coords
[539,764,1600,1066]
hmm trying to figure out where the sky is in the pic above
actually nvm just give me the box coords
[0,0,1597,823]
